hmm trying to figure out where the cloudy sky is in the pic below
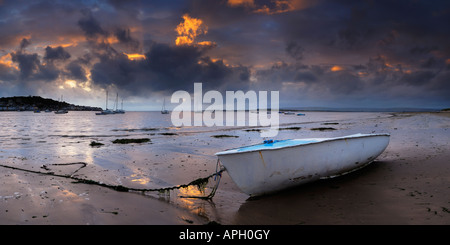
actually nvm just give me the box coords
[1,0,449,110]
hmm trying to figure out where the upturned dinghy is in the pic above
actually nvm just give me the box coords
[216,133,390,196]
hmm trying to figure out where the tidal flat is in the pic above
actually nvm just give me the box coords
[1,111,450,224]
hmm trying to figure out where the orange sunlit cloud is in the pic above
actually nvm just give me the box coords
[124,53,146,60]
[175,14,215,47]
[49,43,76,48]
[0,53,18,70]
[228,0,315,15]
[15,34,32,45]
[65,80,77,88]
[330,65,345,72]
[227,0,255,7]
[100,36,119,45]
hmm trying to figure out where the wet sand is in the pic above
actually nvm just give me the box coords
[1,112,450,224]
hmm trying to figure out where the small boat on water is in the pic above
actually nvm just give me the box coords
[96,91,125,115]
[54,109,68,114]
[96,91,115,115]
[95,109,114,115]
[161,98,169,114]
[216,133,390,196]
[114,93,125,114]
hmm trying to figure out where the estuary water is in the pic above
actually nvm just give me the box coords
[0,110,393,222]
[0,110,391,185]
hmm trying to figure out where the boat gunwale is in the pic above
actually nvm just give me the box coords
[215,133,390,156]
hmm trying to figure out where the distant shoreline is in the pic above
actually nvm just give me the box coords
[1,95,447,113]
[0,96,101,112]
[111,108,446,113]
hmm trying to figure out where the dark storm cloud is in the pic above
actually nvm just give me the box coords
[114,28,140,50]
[1,0,449,108]
[255,62,363,93]
[44,46,71,61]
[66,60,87,81]
[19,38,32,51]
[0,62,18,83]
[285,41,304,61]
[10,51,41,79]
[9,39,65,82]
[279,0,450,57]
[10,50,61,82]
[78,9,108,38]
[399,71,437,87]
[89,42,251,95]
[75,7,242,95]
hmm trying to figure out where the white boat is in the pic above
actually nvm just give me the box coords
[95,109,114,115]
[114,93,125,114]
[54,109,68,114]
[216,133,390,196]
[161,98,169,114]
[96,91,116,115]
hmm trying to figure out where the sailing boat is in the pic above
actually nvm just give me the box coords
[161,98,169,114]
[54,95,68,114]
[114,93,125,114]
[96,91,114,115]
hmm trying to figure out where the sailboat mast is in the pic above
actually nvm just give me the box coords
[115,93,119,111]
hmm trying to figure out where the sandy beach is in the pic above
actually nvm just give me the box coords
[1,111,450,225]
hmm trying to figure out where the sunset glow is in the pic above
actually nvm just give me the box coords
[124,53,146,60]
[0,0,448,109]
[330,65,345,72]
[65,80,77,88]
[175,14,210,46]
[0,53,18,70]
[228,0,314,15]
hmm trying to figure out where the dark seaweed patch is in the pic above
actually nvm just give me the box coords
[279,127,301,131]
[159,133,178,136]
[0,163,225,200]
[211,135,239,138]
[112,138,151,144]
[244,129,262,132]
[112,128,159,132]
[310,127,337,131]
[89,141,104,147]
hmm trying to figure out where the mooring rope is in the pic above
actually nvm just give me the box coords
[0,160,225,200]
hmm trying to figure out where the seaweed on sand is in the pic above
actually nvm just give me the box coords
[244,129,262,132]
[89,141,104,147]
[310,127,337,131]
[0,162,225,200]
[279,127,302,130]
[159,132,178,136]
[112,138,151,144]
[211,135,239,138]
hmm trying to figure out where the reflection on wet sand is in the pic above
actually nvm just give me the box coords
[2,111,450,224]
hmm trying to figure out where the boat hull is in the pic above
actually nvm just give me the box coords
[216,133,390,196]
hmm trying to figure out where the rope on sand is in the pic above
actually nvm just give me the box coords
[0,160,225,200]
